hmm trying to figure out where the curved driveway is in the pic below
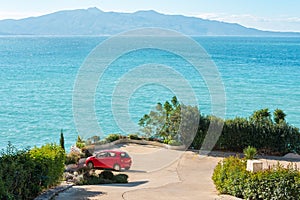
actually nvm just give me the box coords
[55,144,240,200]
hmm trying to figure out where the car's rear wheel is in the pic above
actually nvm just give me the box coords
[113,164,121,171]
[87,162,94,169]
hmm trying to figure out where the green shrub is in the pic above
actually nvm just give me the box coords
[78,170,129,185]
[213,157,300,199]
[114,174,129,183]
[0,145,39,200]
[65,152,81,165]
[76,135,86,149]
[243,164,300,199]
[76,141,85,149]
[30,143,66,188]
[105,134,120,142]
[78,174,113,185]
[168,140,182,146]
[99,170,114,180]
[128,133,141,140]
[212,156,248,198]
[163,138,170,144]
[243,146,257,160]
[0,143,65,199]
[147,136,163,142]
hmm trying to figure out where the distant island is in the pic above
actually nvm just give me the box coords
[0,7,300,36]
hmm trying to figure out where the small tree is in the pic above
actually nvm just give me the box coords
[76,135,85,149]
[138,96,199,146]
[60,129,65,151]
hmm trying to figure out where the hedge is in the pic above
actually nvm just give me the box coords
[191,115,300,155]
[0,143,65,199]
[212,156,300,199]
[30,143,66,188]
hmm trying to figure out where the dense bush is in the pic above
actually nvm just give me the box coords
[65,152,81,165]
[99,170,114,180]
[190,115,210,149]
[29,144,66,188]
[114,174,129,183]
[0,143,65,199]
[167,140,182,146]
[128,133,141,140]
[147,136,163,142]
[217,117,300,154]
[192,111,300,155]
[78,170,128,185]
[0,144,38,199]
[212,157,300,199]
[212,156,248,198]
[244,166,300,199]
[105,134,120,142]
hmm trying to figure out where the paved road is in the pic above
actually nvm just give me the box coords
[55,144,240,200]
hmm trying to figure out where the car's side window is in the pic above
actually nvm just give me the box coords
[109,152,116,157]
[96,152,107,158]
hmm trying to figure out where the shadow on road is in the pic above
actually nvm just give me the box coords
[55,188,103,200]
[126,169,147,173]
[100,180,149,187]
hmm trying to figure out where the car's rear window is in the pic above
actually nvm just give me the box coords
[120,152,130,158]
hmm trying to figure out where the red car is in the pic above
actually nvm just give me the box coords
[85,150,132,171]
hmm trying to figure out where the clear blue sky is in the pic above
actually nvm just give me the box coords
[1,0,300,32]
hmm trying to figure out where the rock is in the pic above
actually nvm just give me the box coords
[63,172,75,182]
[70,145,81,153]
[283,153,300,159]
[65,164,78,172]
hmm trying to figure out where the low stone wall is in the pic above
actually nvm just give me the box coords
[90,138,186,153]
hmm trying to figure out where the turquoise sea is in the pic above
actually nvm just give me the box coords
[0,36,299,150]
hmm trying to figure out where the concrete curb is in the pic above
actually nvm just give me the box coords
[34,183,73,200]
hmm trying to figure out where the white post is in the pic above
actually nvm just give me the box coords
[246,160,263,172]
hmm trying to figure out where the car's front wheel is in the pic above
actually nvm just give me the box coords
[87,162,94,169]
[113,164,121,171]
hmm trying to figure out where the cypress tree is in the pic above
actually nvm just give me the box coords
[60,129,65,151]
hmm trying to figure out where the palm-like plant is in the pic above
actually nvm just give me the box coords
[273,109,286,124]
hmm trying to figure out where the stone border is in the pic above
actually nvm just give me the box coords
[34,183,73,200]
[92,138,186,152]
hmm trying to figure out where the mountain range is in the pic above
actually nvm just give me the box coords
[0,7,299,36]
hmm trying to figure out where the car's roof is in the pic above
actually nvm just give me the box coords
[99,149,127,153]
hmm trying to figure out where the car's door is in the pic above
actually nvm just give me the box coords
[104,152,117,168]
[95,152,108,168]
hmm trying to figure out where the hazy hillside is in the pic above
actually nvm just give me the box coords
[0,7,299,36]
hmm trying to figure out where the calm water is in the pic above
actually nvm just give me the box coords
[0,36,299,150]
